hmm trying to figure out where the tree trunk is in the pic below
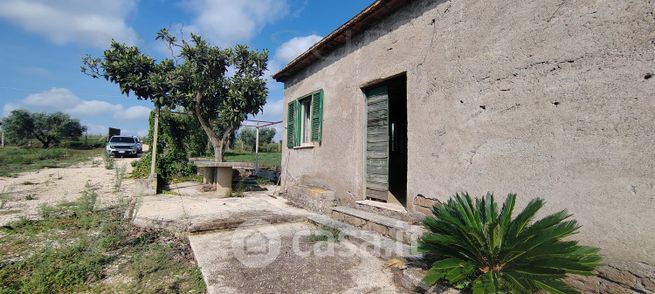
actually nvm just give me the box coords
[193,93,224,161]
[150,107,160,179]
[217,127,233,162]
[33,132,49,148]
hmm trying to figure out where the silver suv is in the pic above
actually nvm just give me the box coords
[106,136,139,157]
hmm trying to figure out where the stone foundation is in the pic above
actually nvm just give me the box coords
[413,194,441,216]
[567,262,655,293]
[331,207,423,245]
[283,184,336,214]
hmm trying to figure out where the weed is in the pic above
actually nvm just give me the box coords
[113,165,126,193]
[230,180,246,197]
[162,190,180,196]
[38,203,58,219]
[170,174,204,184]
[0,186,206,293]
[255,177,271,186]
[21,181,38,185]
[306,225,342,243]
[25,193,37,200]
[0,147,101,177]
[102,151,115,170]
[0,189,9,209]
[79,182,98,212]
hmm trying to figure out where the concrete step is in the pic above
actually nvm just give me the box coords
[306,213,419,259]
[354,200,423,224]
[331,206,424,245]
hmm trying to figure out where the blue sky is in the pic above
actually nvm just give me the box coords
[0,0,371,137]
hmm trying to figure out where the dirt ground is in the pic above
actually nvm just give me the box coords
[0,156,138,226]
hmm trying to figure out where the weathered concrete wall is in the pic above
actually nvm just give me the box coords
[281,0,655,289]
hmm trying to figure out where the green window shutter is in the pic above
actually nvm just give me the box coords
[287,100,296,148]
[311,89,323,144]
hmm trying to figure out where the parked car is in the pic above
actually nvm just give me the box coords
[133,136,143,153]
[106,136,140,157]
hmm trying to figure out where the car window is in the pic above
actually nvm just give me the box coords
[110,137,135,143]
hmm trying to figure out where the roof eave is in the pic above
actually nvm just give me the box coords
[272,0,410,82]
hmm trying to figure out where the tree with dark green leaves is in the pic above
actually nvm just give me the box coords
[239,127,276,151]
[419,193,601,294]
[81,29,268,161]
[1,109,86,148]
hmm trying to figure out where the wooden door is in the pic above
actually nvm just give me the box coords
[365,86,389,201]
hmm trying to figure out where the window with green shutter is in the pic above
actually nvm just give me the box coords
[287,100,297,148]
[286,89,324,148]
[311,90,323,144]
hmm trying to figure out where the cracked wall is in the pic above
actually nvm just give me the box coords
[280,0,655,290]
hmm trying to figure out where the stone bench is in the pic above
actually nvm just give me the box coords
[191,159,255,196]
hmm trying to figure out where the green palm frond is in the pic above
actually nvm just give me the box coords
[418,193,601,293]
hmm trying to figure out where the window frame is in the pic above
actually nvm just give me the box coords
[287,89,323,149]
[299,96,313,146]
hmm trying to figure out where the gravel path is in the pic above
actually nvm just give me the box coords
[0,156,138,226]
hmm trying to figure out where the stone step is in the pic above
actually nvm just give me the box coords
[331,206,424,245]
[306,213,418,259]
[354,200,423,224]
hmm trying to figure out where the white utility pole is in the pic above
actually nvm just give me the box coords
[148,106,160,194]
[255,124,260,172]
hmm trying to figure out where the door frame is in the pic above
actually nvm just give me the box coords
[360,72,407,203]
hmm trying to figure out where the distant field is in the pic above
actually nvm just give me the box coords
[0,147,101,177]
[224,151,281,170]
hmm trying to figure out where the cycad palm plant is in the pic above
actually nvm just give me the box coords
[418,193,601,294]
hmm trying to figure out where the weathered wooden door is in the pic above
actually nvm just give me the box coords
[365,86,389,201]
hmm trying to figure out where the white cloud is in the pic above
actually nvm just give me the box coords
[114,106,151,120]
[23,88,124,116]
[274,34,323,63]
[24,88,81,109]
[70,100,123,115]
[2,103,19,117]
[0,0,138,47]
[256,98,284,121]
[180,0,289,45]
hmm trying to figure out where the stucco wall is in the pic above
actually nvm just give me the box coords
[281,0,655,266]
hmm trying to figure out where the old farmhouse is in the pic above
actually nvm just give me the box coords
[272,0,655,291]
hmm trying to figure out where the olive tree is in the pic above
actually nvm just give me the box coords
[82,29,268,161]
[1,109,86,148]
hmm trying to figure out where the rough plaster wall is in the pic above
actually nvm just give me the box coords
[281,0,655,264]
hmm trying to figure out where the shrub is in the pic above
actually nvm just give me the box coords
[101,151,114,170]
[419,193,601,294]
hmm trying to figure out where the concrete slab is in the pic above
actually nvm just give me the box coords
[133,188,310,232]
[188,222,406,294]
[133,183,411,293]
